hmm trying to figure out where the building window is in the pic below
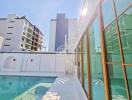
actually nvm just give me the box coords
[22,49,25,51]
[6,38,11,40]
[8,27,14,28]
[21,44,23,47]
[7,33,13,34]
[22,37,24,41]
[4,44,10,46]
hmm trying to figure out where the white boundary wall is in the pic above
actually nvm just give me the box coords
[0,53,75,76]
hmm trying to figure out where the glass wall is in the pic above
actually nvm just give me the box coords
[104,21,128,99]
[82,34,88,94]
[76,0,132,99]
[118,6,132,98]
[88,17,105,100]
[118,7,132,64]
[103,0,132,99]
[102,0,115,27]
[126,67,132,98]
[115,0,131,15]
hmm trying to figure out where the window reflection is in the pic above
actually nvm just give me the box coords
[115,0,132,15]
[107,64,128,99]
[89,17,105,100]
[126,67,132,98]
[102,0,115,27]
[118,7,132,64]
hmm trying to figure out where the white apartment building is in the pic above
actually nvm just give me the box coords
[0,14,43,52]
[49,13,78,53]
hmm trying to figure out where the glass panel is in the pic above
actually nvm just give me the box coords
[118,7,132,64]
[108,64,128,99]
[89,17,105,100]
[102,0,121,63]
[102,0,115,27]
[82,34,88,94]
[115,0,131,16]
[104,21,121,63]
[126,67,132,98]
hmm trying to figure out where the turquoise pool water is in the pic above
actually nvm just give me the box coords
[0,75,56,100]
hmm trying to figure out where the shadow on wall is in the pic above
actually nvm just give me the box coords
[4,56,17,69]
[0,53,71,73]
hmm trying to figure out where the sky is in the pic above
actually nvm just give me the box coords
[0,0,82,51]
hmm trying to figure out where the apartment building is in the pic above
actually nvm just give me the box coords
[49,13,77,53]
[0,14,43,52]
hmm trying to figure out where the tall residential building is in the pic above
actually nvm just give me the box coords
[49,13,77,53]
[0,14,43,52]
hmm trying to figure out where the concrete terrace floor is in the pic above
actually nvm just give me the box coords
[42,76,87,100]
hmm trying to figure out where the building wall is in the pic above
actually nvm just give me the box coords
[49,20,56,52]
[31,26,43,51]
[75,0,100,47]
[0,53,75,75]
[49,14,77,53]
[0,14,43,52]
[55,14,68,51]
[67,19,78,53]
[0,14,25,51]
[0,36,4,50]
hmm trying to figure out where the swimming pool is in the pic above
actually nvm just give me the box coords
[0,75,56,100]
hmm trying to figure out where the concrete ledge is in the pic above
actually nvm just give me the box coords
[0,72,65,77]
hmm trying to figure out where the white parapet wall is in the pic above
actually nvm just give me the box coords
[0,52,75,76]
